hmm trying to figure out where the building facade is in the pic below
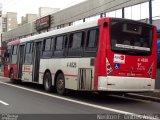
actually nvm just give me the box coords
[6,12,18,31]
[2,0,152,42]
[39,7,60,17]
[21,14,37,25]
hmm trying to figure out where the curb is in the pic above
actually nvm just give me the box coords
[125,93,160,103]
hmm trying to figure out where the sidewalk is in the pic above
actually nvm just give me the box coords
[139,89,160,98]
[126,89,160,103]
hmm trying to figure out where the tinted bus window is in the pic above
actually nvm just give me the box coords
[11,45,18,64]
[44,38,52,51]
[87,29,99,48]
[55,36,64,50]
[26,43,33,53]
[25,43,33,64]
[69,32,84,49]
[110,21,153,56]
[12,45,18,55]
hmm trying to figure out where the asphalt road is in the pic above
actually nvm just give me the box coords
[0,77,160,120]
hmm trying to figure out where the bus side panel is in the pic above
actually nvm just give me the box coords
[39,58,95,91]
[39,59,79,90]
[4,66,9,77]
[21,65,33,82]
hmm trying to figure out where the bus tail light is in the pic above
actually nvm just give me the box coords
[106,58,112,75]
[148,62,154,77]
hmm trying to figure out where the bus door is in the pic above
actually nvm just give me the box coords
[17,45,25,79]
[32,42,42,82]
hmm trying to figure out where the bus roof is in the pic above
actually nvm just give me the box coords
[20,20,98,44]
[7,39,20,46]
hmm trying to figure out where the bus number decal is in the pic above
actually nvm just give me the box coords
[67,62,77,68]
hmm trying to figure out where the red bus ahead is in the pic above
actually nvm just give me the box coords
[4,18,157,95]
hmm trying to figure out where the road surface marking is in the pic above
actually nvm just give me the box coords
[0,100,9,106]
[0,81,159,120]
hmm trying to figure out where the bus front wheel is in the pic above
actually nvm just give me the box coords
[44,72,52,92]
[56,73,66,95]
[9,70,14,83]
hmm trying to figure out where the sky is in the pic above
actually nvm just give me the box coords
[0,0,86,22]
[0,0,159,23]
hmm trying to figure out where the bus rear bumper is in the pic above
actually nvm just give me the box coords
[98,76,155,92]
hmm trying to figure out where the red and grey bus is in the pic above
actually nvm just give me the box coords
[4,17,157,95]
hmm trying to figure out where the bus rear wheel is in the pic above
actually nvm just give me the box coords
[44,72,52,92]
[56,73,66,95]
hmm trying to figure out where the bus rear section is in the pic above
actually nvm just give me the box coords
[97,18,157,92]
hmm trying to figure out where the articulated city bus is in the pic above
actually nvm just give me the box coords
[157,29,160,64]
[4,17,157,95]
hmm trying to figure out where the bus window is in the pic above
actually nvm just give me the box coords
[55,36,64,50]
[110,21,153,56]
[68,32,84,57]
[87,29,99,48]
[84,28,99,57]
[42,38,53,58]
[44,38,52,51]
[11,45,18,64]
[12,45,18,55]
[69,32,84,49]
[24,43,33,64]
[54,35,66,58]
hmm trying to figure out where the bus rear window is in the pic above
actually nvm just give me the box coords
[110,20,153,56]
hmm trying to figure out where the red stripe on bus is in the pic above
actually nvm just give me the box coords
[23,71,79,78]
[64,74,79,77]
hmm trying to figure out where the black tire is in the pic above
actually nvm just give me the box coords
[56,73,66,95]
[44,72,52,92]
[9,70,15,83]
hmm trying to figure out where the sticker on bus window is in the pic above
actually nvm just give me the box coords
[114,54,125,64]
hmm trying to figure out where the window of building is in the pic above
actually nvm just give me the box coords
[125,7,132,19]
[132,4,141,20]
[2,18,7,22]
[115,9,122,18]
[109,11,116,17]
[152,0,160,19]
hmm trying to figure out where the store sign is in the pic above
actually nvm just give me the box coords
[35,15,51,31]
